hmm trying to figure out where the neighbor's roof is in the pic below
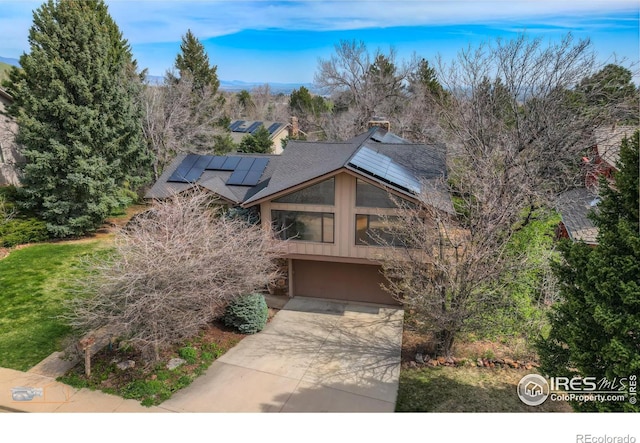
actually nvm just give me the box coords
[594,125,636,170]
[0,88,13,102]
[228,119,288,144]
[556,188,600,245]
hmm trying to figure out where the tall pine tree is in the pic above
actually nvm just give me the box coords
[174,29,220,95]
[4,0,151,237]
[538,131,640,412]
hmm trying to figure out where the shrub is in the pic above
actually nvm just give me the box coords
[223,293,268,334]
[0,218,49,247]
[178,346,197,364]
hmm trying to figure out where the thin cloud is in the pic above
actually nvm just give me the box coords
[102,1,639,44]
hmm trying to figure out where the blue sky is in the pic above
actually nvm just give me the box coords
[0,0,638,83]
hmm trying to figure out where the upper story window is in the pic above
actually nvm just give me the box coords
[355,214,402,246]
[274,178,335,205]
[356,179,411,208]
[272,210,334,243]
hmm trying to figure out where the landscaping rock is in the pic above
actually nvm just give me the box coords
[437,356,446,365]
[415,352,425,364]
[476,358,483,367]
[408,361,418,368]
[166,358,186,370]
[116,360,135,370]
[428,359,439,367]
[445,356,455,366]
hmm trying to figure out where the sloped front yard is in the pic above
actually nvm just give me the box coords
[0,242,106,371]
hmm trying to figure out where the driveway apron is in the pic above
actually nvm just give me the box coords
[161,297,404,412]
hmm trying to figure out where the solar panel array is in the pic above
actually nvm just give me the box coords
[167,154,269,187]
[229,121,284,135]
[348,147,421,194]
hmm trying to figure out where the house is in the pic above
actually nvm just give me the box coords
[146,126,449,305]
[555,188,599,246]
[0,88,23,186]
[584,125,636,188]
[228,118,293,154]
[557,125,636,245]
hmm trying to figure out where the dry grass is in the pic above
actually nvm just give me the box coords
[396,366,572,412]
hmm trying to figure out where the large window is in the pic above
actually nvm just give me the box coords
[272,210,334,243]
[356,179,410,208]
[274,178,335,205]
[355,214,401,246]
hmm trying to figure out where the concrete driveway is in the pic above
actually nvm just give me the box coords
[161,297,404,412]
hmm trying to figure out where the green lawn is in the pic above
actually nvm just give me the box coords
[396,366,572,412]
[0,242,107,370]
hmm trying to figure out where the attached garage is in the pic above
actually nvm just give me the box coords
[291,259,400,306]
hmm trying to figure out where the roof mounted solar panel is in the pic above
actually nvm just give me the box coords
[183,155,211,182]
[226,169,249,186]
[220,156,241,170]
[229,120,245,131]
[167,154,199,183]
[241,169,264,186]
[236,157,256,171]
[206,156,227,170]
[348,147,421,194]
[246,122,263,134]
[250,157,269,173]
[266,123,282,134]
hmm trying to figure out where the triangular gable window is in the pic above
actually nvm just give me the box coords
[273,177,335,205]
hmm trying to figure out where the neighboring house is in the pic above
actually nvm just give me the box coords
[0,88,23,186]
[584,125,636,188]
[555,188,600,246]
[228,118,293,154]
[146,126,449,305]
[558,125,636,245]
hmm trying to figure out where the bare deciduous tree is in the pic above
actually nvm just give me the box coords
[434,33,625,204]
[142,72,226,179]
[315,40,419,139]
[377,34,628,355]
[376,178,520,356]
[66,190,284,362]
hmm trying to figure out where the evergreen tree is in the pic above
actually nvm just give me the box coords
[4,0,151,237]
[538,131,640,412]
[174,29,219,95]
[238,125,272,154]
[409,58,445,98]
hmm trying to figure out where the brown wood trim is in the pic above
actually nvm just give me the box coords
[284,253,382,265]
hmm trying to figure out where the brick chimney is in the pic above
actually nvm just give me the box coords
[368,116,390,131]
[289,116,299,138]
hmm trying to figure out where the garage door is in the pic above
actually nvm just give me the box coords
[292,260,400,305]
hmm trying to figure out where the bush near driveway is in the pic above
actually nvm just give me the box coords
[223,293,268,334]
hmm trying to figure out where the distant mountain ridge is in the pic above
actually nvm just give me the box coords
[1,55,316,95]
[0,56,20,67]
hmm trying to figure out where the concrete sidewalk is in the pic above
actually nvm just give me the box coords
[0,367,169,412]
[1,297,403,413]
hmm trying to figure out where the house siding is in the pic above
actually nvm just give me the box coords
[261,171,404,262]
